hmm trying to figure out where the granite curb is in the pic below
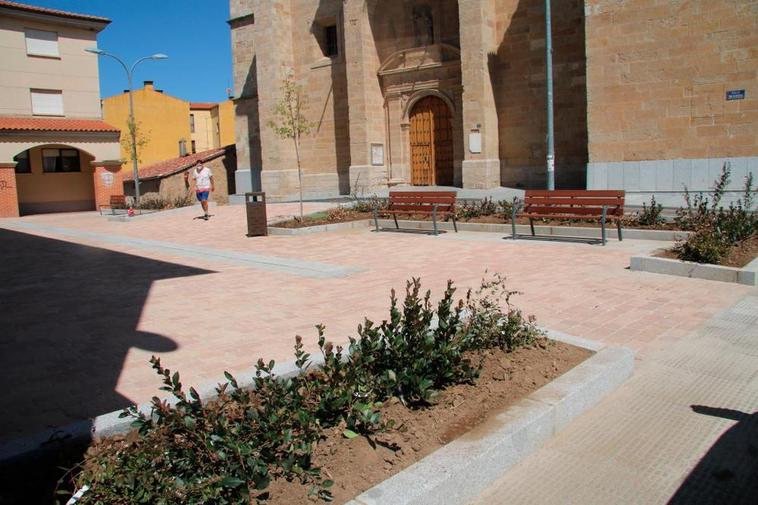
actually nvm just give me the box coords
[347,331,634,505]
[630,254,758,286]
[268,218,690,242]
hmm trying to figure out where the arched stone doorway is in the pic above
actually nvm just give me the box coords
[13,144,96,215]
[409,96,454,186]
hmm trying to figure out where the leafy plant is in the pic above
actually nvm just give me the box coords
[673,163,757,264]
[635,195,664,226]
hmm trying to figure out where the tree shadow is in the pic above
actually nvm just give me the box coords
[488,0,588,189]
[0,229,213,504]
[667,405,758,505]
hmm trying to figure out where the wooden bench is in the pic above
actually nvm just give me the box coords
[511,190,625,245]
[99,194,127,215]
[373,191,458,235]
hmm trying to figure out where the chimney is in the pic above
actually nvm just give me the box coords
[144,80,154,91]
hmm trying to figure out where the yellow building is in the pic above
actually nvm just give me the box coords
[102,82,234,173]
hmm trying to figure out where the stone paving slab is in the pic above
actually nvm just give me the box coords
[469,295,758,505]
[0,205,751,446]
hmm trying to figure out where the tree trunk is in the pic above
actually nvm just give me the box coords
[294,135,304,221]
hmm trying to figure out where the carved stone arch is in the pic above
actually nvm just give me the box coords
[402,89,455,123]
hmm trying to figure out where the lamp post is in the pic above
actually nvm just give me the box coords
[85,48,168,204]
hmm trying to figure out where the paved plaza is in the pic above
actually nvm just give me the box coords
[1,202,755,502]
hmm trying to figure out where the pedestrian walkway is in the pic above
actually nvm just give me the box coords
[470,294,758,505]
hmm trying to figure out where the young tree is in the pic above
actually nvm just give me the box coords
[268,72,314,221]
[121,118,150,166]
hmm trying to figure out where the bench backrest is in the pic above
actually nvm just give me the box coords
[110,195,126,207]
[523,190,625,217]
[388,191,457,213]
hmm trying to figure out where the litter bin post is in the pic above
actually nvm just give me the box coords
[245,192,268,237]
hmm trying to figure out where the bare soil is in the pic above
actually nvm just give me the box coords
[271,210,373,228]
[266,340,591,504]
[654,235,758,268]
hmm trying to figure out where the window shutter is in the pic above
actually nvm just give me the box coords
[25,29,59,57]
[31,90,64,116]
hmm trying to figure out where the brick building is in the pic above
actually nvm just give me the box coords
[0,1,122,217]
[229,0,756,205]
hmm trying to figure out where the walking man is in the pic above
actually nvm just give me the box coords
[188,161,214,220]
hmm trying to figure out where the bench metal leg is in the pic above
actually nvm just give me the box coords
[617,219,623,241]
[393,213,399,229]
[451,213,458,233]
[511,202,517,240]
[601,206,607,246]
[529,218,535,237]
[373,208,379,232]
[432,205,438,236]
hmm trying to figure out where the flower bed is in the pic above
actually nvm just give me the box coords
[56,275,590,504]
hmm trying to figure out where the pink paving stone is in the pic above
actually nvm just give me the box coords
[0,203,751,443]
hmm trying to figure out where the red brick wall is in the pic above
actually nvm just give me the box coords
[0,166,20,218]
[93,164,125,209]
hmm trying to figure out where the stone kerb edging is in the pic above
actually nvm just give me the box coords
[375,219,690,242]
[267,219,370,235]
[268,218,691,242]
[345,330,634,505]
[630,254,758,286]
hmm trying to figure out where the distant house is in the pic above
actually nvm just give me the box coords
[102,82,235,171]
[123,145,237,204]
[0,0,122,217]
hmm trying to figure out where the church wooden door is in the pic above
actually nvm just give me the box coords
[409,96,453,186]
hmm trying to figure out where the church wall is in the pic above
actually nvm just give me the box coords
[493,0,588,189]
[585,0,758,206]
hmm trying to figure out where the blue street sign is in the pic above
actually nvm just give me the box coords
[726,89,746,101]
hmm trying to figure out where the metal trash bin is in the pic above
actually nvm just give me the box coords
[245,192,268,237]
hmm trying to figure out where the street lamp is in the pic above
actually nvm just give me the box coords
[85,48,168,205]
[544,0,555,191]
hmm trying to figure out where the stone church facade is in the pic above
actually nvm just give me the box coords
[229,0,756,204]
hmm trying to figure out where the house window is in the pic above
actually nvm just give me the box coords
[190,114,195,133]
[191,140,196,154]
[31,89,64,116]
[179,139,187,156]
[25,29,59,57]
[42,148,80,173]
[14,150,31,173]
[324,25,338,57]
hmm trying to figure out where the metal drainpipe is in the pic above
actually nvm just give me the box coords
[545,0,555,191]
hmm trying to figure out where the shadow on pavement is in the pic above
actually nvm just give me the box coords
[0,228,213,504]
[667,405,758,505]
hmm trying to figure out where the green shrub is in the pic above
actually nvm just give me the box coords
[350,195,387,213]
[635,195,664,226]
[673,163,757,264]
[69,275,541,503]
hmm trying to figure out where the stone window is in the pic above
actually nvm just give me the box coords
[412,5,434,46]
[190,113,195,133]
[191,140,196,154]
[325,25,339,57]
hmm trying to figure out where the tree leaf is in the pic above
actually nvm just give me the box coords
[342,429,359,439]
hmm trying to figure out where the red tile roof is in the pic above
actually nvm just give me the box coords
[190,102,218,110]
[0,117,120,133]
[125,148,227,181]
[0,1,110,23]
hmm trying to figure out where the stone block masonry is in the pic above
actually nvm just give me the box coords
[584,0,757,165]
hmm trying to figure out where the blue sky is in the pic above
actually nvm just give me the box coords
[28,0,233,102]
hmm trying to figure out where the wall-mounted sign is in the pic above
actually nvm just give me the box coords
[371,143,384,166]
[100,172,114,187]
[468,130,482,154]
[726,89,746,101]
